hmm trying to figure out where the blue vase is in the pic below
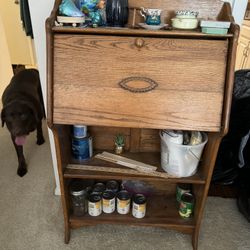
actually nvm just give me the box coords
[106,0,129,27]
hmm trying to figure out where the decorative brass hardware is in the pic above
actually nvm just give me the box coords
[118,76,158,93]
[135,38,145,48]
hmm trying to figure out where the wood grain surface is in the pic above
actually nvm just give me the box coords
[128,0,225,25]
[53,35,228,131]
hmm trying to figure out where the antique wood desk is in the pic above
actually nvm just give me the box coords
[46,0,239,249]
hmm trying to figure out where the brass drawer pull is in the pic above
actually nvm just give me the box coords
[135,38,145,48]
[118,76,158,93]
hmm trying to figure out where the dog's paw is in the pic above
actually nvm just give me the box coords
[37,137,45,145]
[17,167,27,177]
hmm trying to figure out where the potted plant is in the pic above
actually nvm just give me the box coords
[114,133,125,154]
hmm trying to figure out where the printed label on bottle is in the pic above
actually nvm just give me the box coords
[88,201,102,216]
[102,198,115,213]
[132,203,146,218]
[117,198,130,214]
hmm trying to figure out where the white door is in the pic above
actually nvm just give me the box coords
[235,21,250,70]
[235,35,250,70]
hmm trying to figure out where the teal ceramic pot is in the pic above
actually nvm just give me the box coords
[145,15,161,25]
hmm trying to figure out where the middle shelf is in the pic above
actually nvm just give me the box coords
[64,151,206,184]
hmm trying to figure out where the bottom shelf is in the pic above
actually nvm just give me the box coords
[69,194,195,234]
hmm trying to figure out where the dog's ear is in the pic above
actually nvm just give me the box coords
[1,108,5,127]
[28,105,38,123]
[28,104,43,123]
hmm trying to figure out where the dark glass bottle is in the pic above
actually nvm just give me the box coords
[106,0,129,27]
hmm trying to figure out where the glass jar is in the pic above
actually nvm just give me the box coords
[70,180,92,216]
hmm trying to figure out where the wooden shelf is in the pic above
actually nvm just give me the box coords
[69,194,194,234]
[52,25,233,38]
[64,152,206,184]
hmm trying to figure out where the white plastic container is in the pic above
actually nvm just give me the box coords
[160,131,208,177]
[161,130,183,144]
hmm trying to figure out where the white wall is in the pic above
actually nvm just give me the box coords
[223,0,248,25]
[232,0,248,25]
[0,15,13,104]
[0,1,35,66]
[28,0,61,195]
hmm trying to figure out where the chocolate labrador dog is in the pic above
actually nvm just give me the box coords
[1,69,45,177]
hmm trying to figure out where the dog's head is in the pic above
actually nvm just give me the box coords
[1,100,39,145]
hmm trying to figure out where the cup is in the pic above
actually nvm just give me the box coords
[140,7,162,25]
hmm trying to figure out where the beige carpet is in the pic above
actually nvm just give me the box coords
[0,122,249,250]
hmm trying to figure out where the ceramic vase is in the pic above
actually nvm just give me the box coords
[106,0,129,27]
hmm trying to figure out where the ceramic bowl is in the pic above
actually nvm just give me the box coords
[175,10,199,19]
[171,17,199,29]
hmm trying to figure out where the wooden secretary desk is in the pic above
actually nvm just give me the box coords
[46,0,239,249]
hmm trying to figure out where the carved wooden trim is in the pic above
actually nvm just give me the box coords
[118,76,158,93]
